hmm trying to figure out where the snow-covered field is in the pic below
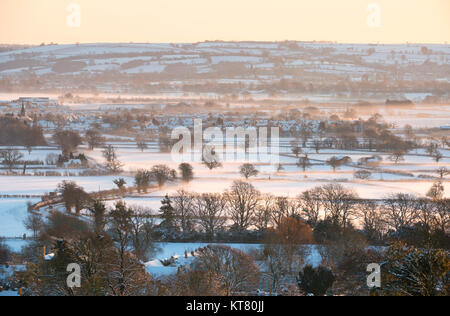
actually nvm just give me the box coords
[2,239,29,252]
[145,242,322,277]
[85,146,449,199]
[1,142,448,239]
[0,41,449,246]
[1,42,448,83]
[0,176,133,195]
[0,199,39,238]
[130,178,450,200]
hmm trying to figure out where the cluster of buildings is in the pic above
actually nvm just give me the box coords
[0,97,59,108]
[13,97,59,107]
[0,97,60,121]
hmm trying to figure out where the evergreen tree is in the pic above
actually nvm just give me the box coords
[89,200,107,233]
[297,265,335,296]
[159,195,176,230]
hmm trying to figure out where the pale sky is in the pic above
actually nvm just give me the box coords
[0,0,449,44]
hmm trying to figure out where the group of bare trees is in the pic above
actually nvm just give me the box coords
[160,181,264,237]
[134,165,177,192]
[55,173,447,247]
[161,181,448,246]
[357,193,449,246]
[133,163,194,193]
[16,180,449,296]
[159,182,355,237]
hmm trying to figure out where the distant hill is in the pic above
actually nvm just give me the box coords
[0,42,448,102]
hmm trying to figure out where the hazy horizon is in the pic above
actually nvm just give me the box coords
[1,40,450,46]
[1,0,449,45]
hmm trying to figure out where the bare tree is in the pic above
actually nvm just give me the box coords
[136,135,148,152]
[107,202,152,296]
[441,136,450,149]
[389,150,406,164]
[254,194,275,231]
[194,193,227,237]
[85,129,105,150]
[113,178,127,193]
[192,245,260,296]
[128,207,156,261]
[271,196,300,228]
[433,199,449,232]
[150,164,176,188]
[24,212,44,239]
[297,154,312,172]
[298,188,323,227]
[425,143,438,157]
[262,243,286,293]
[102,145,123,173]
[291,141,302,158]
[299,123,312,147]
[358,201,387,242]
[225,180,260,231]
[169,267,226,296]
[433,150,443,164]
[436,167,449,179]
[425,143,443,163]
[239,163,259,180]
[0,148,23,171]
[414,199,437,230]
[276,164,284,173]
[426,181,445,201]
[320,184,358,229]
[384,193,418,231]
[313,139,322,153]
[172,189,195,232]
[178,163,194,183]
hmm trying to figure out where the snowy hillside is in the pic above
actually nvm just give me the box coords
[0,42,448,80]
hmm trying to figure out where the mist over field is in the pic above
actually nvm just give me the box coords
[0,1,449,299]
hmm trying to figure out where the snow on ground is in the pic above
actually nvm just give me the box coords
[0,199,39,238]
[146,242,260,277]
[105,197,162,213]
[0,176,133,195]
[2,239,29,252]
[0,147,60,163]
[152,242,257,261]
[135,177,450,200]
[83,145,450,201]
[145,242,322,277]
